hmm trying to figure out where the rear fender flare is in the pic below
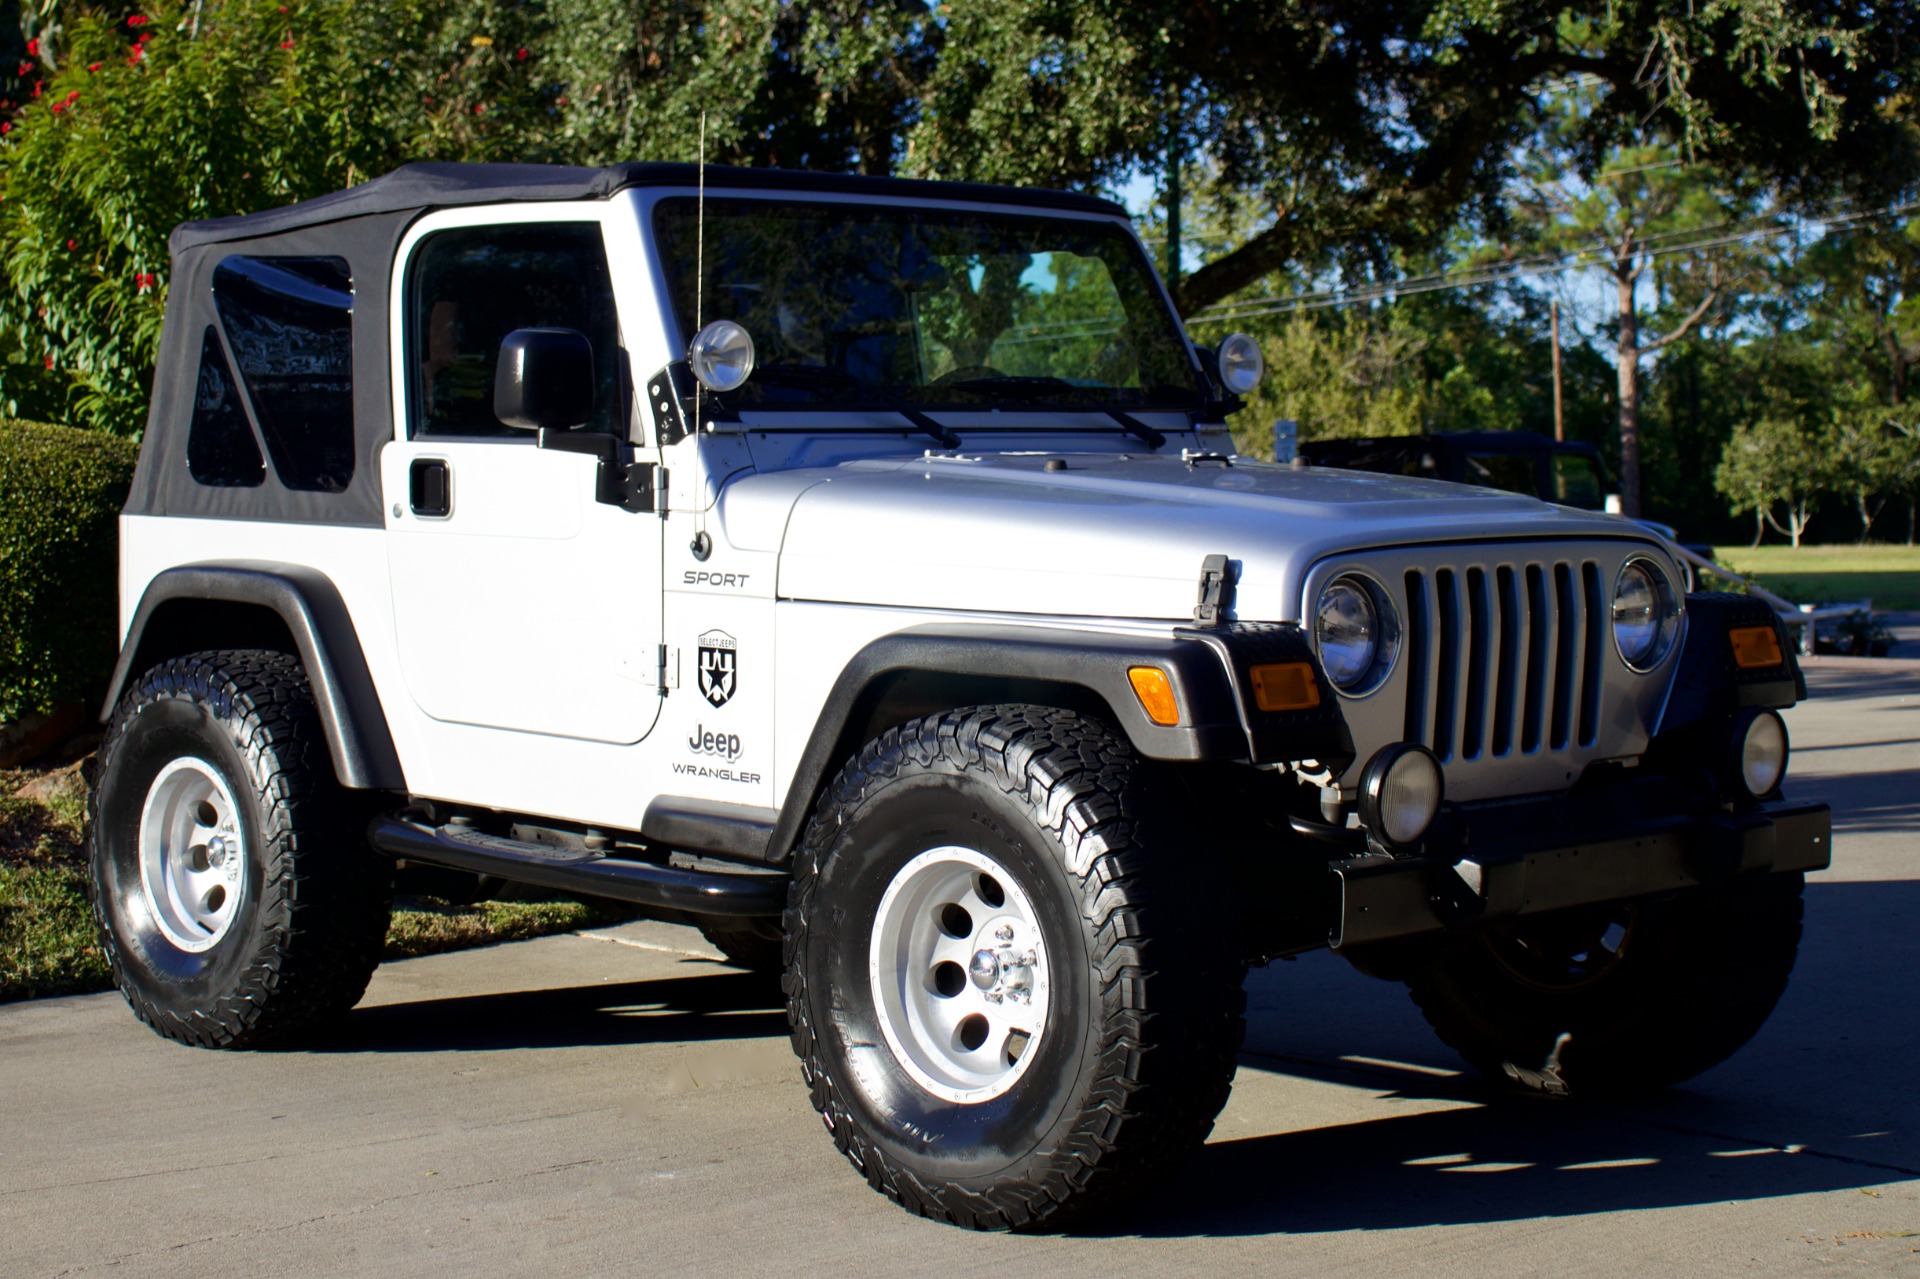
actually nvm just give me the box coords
[102,562,404,791]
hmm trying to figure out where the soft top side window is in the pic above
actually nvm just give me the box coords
[407,222,621,439]
[211,255,355,493]
[185,326,265,488]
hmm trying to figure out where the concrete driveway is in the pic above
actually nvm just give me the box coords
[4,660,1916,1277]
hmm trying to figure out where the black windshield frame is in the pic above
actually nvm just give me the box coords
[651,196,1205,413]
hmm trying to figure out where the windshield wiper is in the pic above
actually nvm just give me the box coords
[934,375,1077,399]
[932,377,1166,449]
[897,407,962,449]
[1107,409,1166,450]
[749,363,863,401]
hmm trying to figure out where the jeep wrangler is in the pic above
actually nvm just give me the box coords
[90,161,1828,1232]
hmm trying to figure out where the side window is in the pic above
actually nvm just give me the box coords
[211,256,356,493]
[185,327,265,487]
[407,223,621,439]
[1552,454,1605,508]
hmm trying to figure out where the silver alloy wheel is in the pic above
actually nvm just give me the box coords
[137,758,247,952]
[868,846,1052,1104]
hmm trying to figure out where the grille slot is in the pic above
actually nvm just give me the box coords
[1404,553,1605,763]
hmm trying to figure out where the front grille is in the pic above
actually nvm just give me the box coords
[1304,538,1679,801]
[1401,556,1606,765]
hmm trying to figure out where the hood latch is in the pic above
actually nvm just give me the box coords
[1194,554,1234,626]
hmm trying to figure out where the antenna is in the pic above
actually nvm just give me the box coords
[695,110,707,336]
[693,111,707,434]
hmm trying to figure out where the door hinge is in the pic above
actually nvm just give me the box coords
[656,644,679,696]
[1194,553,1234,626]
[617,462,667,515]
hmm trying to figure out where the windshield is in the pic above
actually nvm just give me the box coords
[653,197,1204,410]
[1463,452,1540,498]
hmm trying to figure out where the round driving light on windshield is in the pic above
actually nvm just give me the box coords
[1216,332,1265,396]
[1731,707,1789,798]
[1314,574,1399,694]
[1357,744,1445,849]
[1612,556,1679,671]
[688,319,756,392]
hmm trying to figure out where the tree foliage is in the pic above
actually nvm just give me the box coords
[0,0,557,429]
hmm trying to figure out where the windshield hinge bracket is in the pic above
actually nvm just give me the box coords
[1194,554,1234,627]
[647,362,739,447]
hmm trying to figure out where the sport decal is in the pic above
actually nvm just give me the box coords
[697,630,738,707]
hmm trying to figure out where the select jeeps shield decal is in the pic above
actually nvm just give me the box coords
[697,630,738,707]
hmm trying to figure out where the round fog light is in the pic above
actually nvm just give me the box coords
[1357,743,1445,849]
[1733,707,1789,798]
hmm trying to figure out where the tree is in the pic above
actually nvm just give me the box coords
[0,0,557,429]
[909,2,1919,318]
[1715,416,1828,547]
[544,0,939,172]
[1227,311,1429,456]
[1504,69,1754,516]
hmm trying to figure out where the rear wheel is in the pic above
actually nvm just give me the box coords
[89,651,392,1048]
[1407,872,1804,1096]
[785,706,1245,1231]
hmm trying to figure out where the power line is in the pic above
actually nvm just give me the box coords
[1182,199,1919,324]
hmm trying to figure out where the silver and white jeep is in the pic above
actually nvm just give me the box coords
[91,161,1828,1231]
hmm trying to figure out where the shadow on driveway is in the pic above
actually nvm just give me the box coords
[317,967,785,1054]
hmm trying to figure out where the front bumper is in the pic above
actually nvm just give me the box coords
[1331,797,1830,948]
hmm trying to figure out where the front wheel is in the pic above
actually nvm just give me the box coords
[1407,872,1805,1096]
[89,651,392,1048]
[785,706,1245,1231]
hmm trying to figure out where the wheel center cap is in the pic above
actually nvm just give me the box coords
[969,949,1000,988]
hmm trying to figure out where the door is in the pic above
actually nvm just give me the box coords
[382,215,663,745]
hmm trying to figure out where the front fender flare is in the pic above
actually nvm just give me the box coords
[760,622,1351,866]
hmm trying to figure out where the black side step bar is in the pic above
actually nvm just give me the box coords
[367,817,787,919]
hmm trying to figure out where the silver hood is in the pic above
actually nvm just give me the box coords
[723,451,1665,621]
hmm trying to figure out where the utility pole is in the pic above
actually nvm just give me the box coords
[1550,298,1565,442]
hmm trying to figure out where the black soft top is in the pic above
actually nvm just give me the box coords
[171,161,1127,253]
[133,162,1127,530]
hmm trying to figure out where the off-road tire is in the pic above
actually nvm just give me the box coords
[1407,871,1804,1097]
[698,918,784,972]
[89,650,393,1049]
[784,705,1246,1232]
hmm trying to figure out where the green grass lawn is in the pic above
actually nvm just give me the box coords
[1707,545,1920,611]
[2,760,640,1004]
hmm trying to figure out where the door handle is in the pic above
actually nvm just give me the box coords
[409,458,450,517]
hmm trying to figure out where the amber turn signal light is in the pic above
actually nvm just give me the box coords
[1127,667,1181,726]
[1249,661,1320,711]
[1729,625,1784,670]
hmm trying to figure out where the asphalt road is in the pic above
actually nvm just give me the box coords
[4,660,1916,1277]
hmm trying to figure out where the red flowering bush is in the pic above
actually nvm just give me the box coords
[0,0,559,430]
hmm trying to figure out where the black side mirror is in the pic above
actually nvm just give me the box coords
[494,328,593,431]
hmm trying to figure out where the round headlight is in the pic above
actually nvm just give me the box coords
[1734,707,1789,798]
[1612,557,1679,671]
[1315,575,1399,694]
[688,319,756,393]
[1358,743,1446,849]
[1216,332,1265,396]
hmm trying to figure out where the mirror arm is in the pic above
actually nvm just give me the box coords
[535,428,663,514]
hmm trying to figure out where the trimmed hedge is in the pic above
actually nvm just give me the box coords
[0,421,139,723]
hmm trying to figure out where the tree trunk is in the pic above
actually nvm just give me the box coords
[1752,506,1765,548]
[1615,267,1643,518]
[1856,489,1883,544]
